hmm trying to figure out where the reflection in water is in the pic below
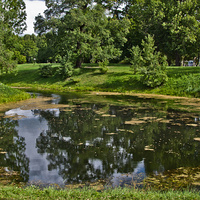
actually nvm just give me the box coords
[0,117,29,182]
[1,93,200,187]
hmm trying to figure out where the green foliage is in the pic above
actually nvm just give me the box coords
[127,0,200,66]
[59,55,74,79]
[2,63,200,98]
[39,64,56,78]
[13,51,26,64]
[98,59,109,74]
[130,35,168,87]
[164,74,200,97]
[0,46,17,74]
[69,77,81,83]
[0,185,200,199]
[0,83,30,103]
[39,57,74,79]
[1,0,26,34]
[0,0,27,73]
[34,3,130,68]
[23,36,38,63]
[57,65,73,79]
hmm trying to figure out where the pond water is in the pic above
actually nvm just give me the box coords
[1,92,200,188]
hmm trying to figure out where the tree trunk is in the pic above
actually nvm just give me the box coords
[197,53,200,66]
[175,52,181,66]
[75,40,82,68]
[74,24,85,68]
[167,57,171,66]
[75,57,82,68]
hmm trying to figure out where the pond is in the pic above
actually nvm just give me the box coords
[1,91,200,189]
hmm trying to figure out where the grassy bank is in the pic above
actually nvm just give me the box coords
[0,83,31,104]
[1,63,200,97]
[1,185,200,200]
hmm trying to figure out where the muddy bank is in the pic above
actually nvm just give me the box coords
[1,90,200,114]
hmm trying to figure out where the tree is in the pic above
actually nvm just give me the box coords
[3,34,26,64]
[2,0,26,34]
[35,34,53,63]
[34,1,130,68]
[162,0,200,66]
[0,42,16,73]
[0,9,16,73]
[127,0,200,66]
[23,35,38,63]
[130,35,168,87]
[0,0,27,73]
[97,0,130,19]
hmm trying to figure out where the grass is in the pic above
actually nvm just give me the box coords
[0,185,200,199]
[2,63,200,97]
[0,83,31,104]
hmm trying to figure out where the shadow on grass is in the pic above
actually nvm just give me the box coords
[0,69,62,85]
[0,66,101,85]
[0,65,146,92]
[97,75,146,91]
[167,66,200,78]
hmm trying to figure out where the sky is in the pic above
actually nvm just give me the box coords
[24,0,46,35]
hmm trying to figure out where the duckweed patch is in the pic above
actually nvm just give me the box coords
[0,167,23,185]
[144,166,200,190]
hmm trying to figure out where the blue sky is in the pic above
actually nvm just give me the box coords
[24,0,46,34]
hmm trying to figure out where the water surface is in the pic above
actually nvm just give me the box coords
[1,92,200,187]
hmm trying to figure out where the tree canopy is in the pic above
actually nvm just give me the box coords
[1,0,200,76]
[0,0,27,73]
[127,0,200,66]
[34,1,130,68]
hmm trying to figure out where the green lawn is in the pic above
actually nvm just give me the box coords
[1,63,200,97]
[0,83,30,104]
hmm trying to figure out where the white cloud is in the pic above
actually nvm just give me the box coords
[24,0,46,35]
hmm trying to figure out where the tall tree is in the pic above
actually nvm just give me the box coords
[162,0,200,66]
[34,0,130,68]
[0,0,27,73]
[2,0,26,34]
[130,35,168,87]
[127,0,200,66]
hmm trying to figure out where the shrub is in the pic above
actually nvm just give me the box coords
[98,59,109,74]
[58,57,73,79]
[164,74,200,97]
[0,49,16,74]
[39,55,74,80]
[130,35,168,88]
[13,51,26,64]
[38,64,56,78]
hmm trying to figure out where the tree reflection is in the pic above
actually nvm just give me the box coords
[36,103,200,184]
[0,117,29,182]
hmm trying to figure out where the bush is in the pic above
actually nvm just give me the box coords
[38,64,56,78]
[39,56,74,80]
[13,51,26,64]
[98,59,109,74]
[130,35,168,88]
[0,49,17,74]
[57,65,73,79]
[164,74,200,96]
[58,59,73,79]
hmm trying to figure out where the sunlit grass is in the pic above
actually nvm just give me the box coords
[0,185,200,200]
[1,63,200,97]
[0,83,31,104]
